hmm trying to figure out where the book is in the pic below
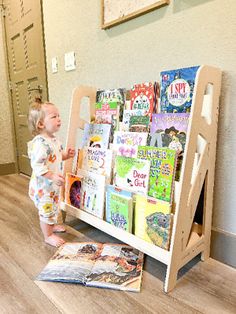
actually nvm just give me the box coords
[77,169,106,219]
[137,146,177,203]
[129,115,150,132]
[160,66,200,113]
[96,88,126,121]
[114,156,150,195]
[122,109,146,131]
[64,173,82,209]
[95,101,119,125]
[81,123,111,149]
[113,131,148,158]
[150,113,189,181]
[150,113,189,151]
[130,82,155,117]
[36,242,144,292]
[77,147,113,179]
[134,195,172,250]
[106,185,133,232]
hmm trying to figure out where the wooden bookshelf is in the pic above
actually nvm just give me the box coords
[60,65,222,292]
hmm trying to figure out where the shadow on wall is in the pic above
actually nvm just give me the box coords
[173,0,215,13]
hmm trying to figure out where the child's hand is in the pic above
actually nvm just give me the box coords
[67,148,75,158]
[53,173,65,186]
[63,148,75,160]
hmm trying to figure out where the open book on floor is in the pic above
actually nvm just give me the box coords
[36,242,144,292]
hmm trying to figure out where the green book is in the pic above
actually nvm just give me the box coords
[137,146,177,203]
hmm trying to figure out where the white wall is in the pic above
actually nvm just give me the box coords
[42,0,235,257]
[0,12,15,164]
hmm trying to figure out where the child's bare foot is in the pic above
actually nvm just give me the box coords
[45,234,65,247]
[53,224,66,233]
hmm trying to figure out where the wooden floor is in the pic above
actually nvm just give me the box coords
[0,174,235,314]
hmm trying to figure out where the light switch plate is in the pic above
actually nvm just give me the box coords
[64,51,76,71]
[51,57,58,73]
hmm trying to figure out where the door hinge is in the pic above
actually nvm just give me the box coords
[8,81,13,91]
[1,4,6,17]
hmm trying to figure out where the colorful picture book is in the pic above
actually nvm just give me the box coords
[96,88,126,121]
[129,115,150,132]
[114,156,150,195]
[160,66,200,113]
[130,82,155,117]
[36,242,144,292]
[150,113,189,181]
[137,146,177,203]
[77,169,106,219]
[95,101,119,129]
[150,113,189,152]
[106,185,133,232]
[65,173,82,209]
[122,109,146,132]
[134,195,172,250]
[77,147,113,179]
[81,123,111,149]
[113,131,148,158]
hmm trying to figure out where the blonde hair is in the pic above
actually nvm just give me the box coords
[28,98,55,136]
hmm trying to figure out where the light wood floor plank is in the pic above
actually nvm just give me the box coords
[0,174,235,314]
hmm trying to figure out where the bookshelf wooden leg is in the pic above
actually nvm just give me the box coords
[164,263,178,293]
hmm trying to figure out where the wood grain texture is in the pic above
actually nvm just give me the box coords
[0,174,235,314]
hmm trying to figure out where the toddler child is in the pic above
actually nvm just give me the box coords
[28,98,75,247]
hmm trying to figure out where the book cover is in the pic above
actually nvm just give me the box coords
[96,88,126,121]
[134,195,172,250]
[160,66,200,113]
[113,131,148,158]
[106,185,133,232]
[129,115,150,132]
[37,242,144,292]
[122,109,146,131]
[150,113,189,181]
[77,169,106,219]
[78,147,113,179]
[150,113,189,151]
[130,82,155,117]
[137,146,177,203]
[65,173,82,209]
[114,156,150,195]
[81,123,111,149]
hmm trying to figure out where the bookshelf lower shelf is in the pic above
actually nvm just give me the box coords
[62,202,170,265]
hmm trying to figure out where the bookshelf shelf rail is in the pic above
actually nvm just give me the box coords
[61,65,222,292]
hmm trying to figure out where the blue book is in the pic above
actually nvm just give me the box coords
[160,66,200,113]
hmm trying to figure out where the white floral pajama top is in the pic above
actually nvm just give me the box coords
[28,135,63,224]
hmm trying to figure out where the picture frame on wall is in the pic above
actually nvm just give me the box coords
[101,0,170,29]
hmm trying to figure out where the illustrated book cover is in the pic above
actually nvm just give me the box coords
[65,173,82,209]
[137,146,177,203]
[96,88,126,121]
[121,109,146,132]
[81,123,111,149]
[36,242,144,292]
[150,113,189,181]
[114,156,150,195]
[106,185,133,232]
[77,169,106,219]
[77,147,113,179]
[129,115,150,132]
[113,131,148,158]
[95,101,120,137]
[160,65,200,113]
[134,195,172,250]
[130,82,155,117]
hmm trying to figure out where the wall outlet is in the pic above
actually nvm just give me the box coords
[64,51,76,71]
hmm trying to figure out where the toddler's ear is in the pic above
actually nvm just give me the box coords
[37,120,44,130]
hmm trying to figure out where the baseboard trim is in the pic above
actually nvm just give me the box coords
[0,162,17,175]
[211,228,236,268]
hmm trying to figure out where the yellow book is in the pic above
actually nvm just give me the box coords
[134,194,172,250]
